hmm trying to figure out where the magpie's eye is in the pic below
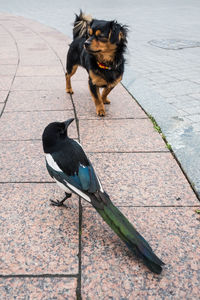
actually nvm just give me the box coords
[57,125,65,135]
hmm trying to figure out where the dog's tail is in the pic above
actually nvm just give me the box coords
[73,10,92,39]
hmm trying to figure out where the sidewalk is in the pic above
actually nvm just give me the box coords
[0,14,199,299]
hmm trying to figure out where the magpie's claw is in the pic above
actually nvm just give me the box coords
[50,199,66,206]
[50,192,72,207]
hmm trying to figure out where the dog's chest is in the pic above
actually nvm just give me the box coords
[89,70,121,88]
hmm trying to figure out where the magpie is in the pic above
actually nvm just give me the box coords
[42,118,165,274]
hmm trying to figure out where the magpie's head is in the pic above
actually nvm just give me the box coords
[42,118,74,153]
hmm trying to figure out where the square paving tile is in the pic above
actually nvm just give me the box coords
[0,91,9,102]
[0,110,76,140]
[16,65,64,76]
[0,140,48,182]
[19,54,60,66]
[85,152,198,206]
[0,103,4,114]
[0,76,13,90]
[0,277,77,299]
[72,82,147,119]
[12,76,65,91]
[0,183,79,275]
[0,57,18,65]
[79,119,167,152]
[0,65,16,75]
[81,207,200,299]
[5,90,73,111]
[69,66,88,81]
[0,140,72,182]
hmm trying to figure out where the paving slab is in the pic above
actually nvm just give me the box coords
[81,207,200,300]
[0,103,4,114]
[86,152,198,206]
[0,183,79,275]
[16,65,64,77]
[0,277,77,300]
[0,12,199,300]
[5,90,73,112]
[0,91,9,102]
[12,76,65,91]
[80,119,167,152]
[72,82,147,120]
[0,65,17,76]
[0,110,76,140]
[0,140,81,182]
[0,141,50,182]
[0,76,13,90]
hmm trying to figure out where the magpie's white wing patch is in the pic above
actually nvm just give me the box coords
[46,154,62,172]
[96,175,104,193]
[76,140,84,149]
[46,154,91,203]
[65,181,91,203]
[55,179,71,194]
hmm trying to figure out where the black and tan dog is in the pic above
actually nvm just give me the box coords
[65,11,128,116]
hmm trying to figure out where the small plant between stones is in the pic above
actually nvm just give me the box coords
[148,114,172,151]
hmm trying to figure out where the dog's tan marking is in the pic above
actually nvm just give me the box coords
[89,39,117,62]
[101,76,122,104]
[65,65,78,94]
[89,70,107,87]
[88,28,93,36]
[95,29,101,36]
[89,71,122,114]
[102,87,112,104]
[88,83,105,116]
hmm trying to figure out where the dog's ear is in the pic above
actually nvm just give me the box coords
[109,21,128,44]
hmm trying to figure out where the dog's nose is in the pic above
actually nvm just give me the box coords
[84,40,91,49]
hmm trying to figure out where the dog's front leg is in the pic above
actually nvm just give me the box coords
[102,86,113,104]
[88,77,105,116]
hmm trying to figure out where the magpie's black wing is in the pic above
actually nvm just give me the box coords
[45,139,103,201]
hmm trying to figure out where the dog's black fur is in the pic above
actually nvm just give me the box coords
[65,11,128,116]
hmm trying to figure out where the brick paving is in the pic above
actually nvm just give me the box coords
[0,14,200,300]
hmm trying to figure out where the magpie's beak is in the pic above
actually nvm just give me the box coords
[64,118,74,131]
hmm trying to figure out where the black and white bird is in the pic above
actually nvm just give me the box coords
[42,118,164,274]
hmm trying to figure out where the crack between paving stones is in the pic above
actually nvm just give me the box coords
[0,274,78,278]
[8,19,83,298]
[4,109,74,113]
[0,24,20,118]
[16,19,81,141]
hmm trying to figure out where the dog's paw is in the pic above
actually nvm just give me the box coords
[96,106,105,116]
[66,88,74,94]
[103,98,111,104]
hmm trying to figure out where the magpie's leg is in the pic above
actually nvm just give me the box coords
[50,192,72,207]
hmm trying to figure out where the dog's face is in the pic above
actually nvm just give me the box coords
[84,19,127,61]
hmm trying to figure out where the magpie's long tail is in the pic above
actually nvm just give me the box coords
[90,191,165,274]
[73,10,92,39]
